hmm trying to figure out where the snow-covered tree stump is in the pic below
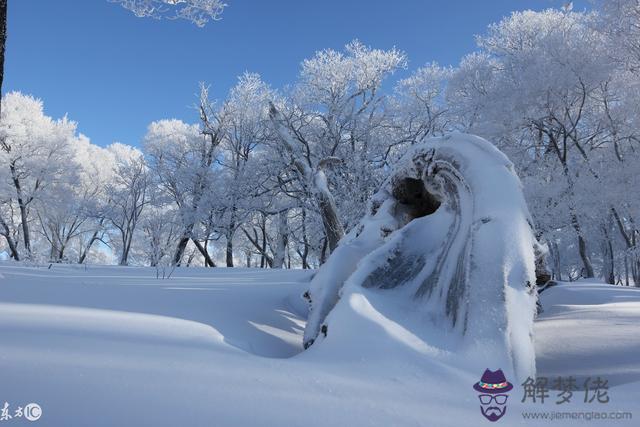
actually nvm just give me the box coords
[303,134,541,380]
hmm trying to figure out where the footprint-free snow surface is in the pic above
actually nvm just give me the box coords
[1,264,638,426]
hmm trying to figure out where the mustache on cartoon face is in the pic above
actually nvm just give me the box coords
[481,405,507,421]
[482,406,505,415]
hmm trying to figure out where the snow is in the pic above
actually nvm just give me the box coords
[1,263,638,426]
[536,281,640,387]
[305,134,538,381]
[0,264,310,359]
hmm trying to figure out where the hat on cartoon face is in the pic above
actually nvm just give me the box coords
[473,369,513,394]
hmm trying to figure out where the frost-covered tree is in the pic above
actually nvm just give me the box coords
[447,9,616,279]
[0,196,19,260]
[600,0,640,72]
[269,41,407,254]
[3,1,640,280]
[35,135,114,263]
[215,73,274,266]
[69,136,117,264]
[36,166,84,262]
[102,144,150,266]
[111,0,226,26]
[0,92,77,259]
[144,116,223,265]
[391,63,451,148]
[140,194,181,267]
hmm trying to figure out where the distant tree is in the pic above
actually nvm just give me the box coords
[70,136,115,264]
[600,0,640,72]
[216,73,274,267]
[102,144,150,266]
[36,164,85,262]
[391,63,451,146]
[144,116,224,266]
[140,194,181,267]
[447,9,612,279]
[0,92,76,259]
[111,0,226,27]
[269,41,407,254]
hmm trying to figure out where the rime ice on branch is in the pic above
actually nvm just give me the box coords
[304,134,541,380]
[112,0,226,27]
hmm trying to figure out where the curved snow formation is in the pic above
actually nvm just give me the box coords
[304,134,538,380]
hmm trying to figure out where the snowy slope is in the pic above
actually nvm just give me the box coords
[0,264,638,426]
[536,281,640,387]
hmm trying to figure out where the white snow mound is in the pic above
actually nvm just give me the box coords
[304,133,539,381]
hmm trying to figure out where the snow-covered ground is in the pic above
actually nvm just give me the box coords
[536,281,640,387]
[0,263,638,426]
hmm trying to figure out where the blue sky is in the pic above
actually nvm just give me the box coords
[5,0,588,147]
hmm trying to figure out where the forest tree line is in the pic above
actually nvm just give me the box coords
[1,2,640,284]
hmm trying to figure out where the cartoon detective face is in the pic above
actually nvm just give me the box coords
[473,369,513,422]
[478,393,509,421]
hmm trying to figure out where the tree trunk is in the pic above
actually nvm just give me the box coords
[203,237,213,266]
[0,215,19,261]
[534,240,552,286]
[49,230,70,263]
[186,249,196,266]
[3,235,18,260]
[119,235,131,266]
[79,230,101,264]
[601,225,615,285]
[226,235,233,267]
[241,225,273,268]
[549,241,561,281]
[57,241,67,262]
[225,233,234,267]
[320,237,328,265]
[9,164,32,257]
[260,214,267,268]
[546,131,593,280]
[577,234,594,278]
[269,103,345,255]
[225,206,236,267]
[571,213,594,278]
[0,3,5,266]
[49,241,59,262]
[0,0,7,110]
[192,238,216,267]
[315,171,344,253]
[625,254,630,286]
[632,249,640,286]
[173,234,190,266]
[301,208,310,269]
[611,207,639,285]
[17,202,31,257]
[272,209,288,269]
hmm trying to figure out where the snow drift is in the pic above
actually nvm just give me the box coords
[304,133,539,380]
